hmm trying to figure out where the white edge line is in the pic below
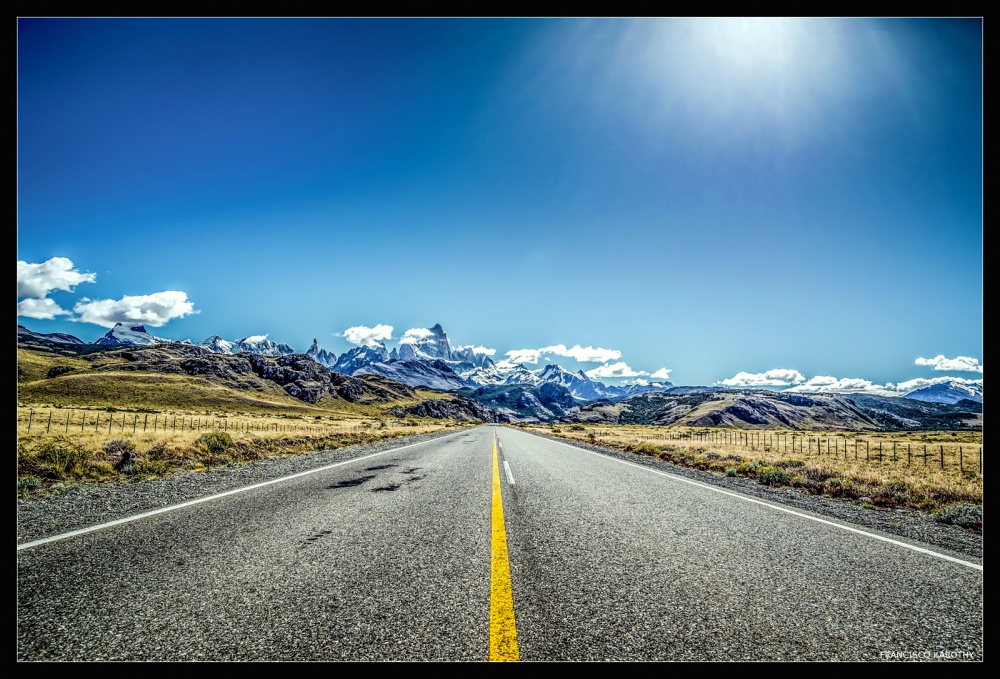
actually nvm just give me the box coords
[503,460,515,486]
[524,430,983,572]
[18,430,471,551]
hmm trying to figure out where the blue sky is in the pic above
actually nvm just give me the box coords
[17,18,983,394]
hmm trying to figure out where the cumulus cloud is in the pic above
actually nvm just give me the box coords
[72,291,197,328]
[539,344,622,363]
[504,343,623,365]
[17,257,96,299]
[717,368,807,387]
[890,376,983,394]
[650,368,672,380]
[585,362,648,379]
[915,355,983,374]
[494,359,522,370]
[398,328,434,345]
[342,324,393,347]
[242,334,268,344]
[17,297,71,320]
[783,376,895,396]
[455,344,496,356]
[505,348,542,364]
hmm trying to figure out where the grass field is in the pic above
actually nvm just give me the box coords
[16,344,470,497]
[525,423,982,529]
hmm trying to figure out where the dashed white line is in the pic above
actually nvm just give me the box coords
[503,461,515,486]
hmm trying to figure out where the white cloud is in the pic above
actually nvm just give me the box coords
[455,344,496,356]
[17,257,96,299]
[650,368,672,380]
[585,362,648,379]
[915,355,983,374]
[17,297,71,320]
[242,334,268,344]
[891,376,983,394]
[625,378,650,386]
[72,291,197,328]
[342,324,393,347]
[717,368,807,387]
[403,328,433,339]
[784,376,895,396]
[494,359,521,370]
[505,348,542,364]
[539,344,622,363]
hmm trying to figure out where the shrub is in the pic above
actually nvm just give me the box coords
[586,432,596,443]
[757,466,791,486]
[18,475,42,494]
[145,442,168,461]
[633,443,661,456]
[46,365,75,379]
[569,424,585,431]
[195,431,233,454]
[103,438,135,458]
[933,502,982,529]
[822,477,859,499]
[133,460,168,477]
[32,437,90,478]
[775,459,806,469]
[724,467,738,477]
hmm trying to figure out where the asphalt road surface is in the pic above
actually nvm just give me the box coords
[17,425,983,661]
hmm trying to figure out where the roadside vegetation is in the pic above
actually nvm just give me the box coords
[531,423,983,531]
[17,407,458,498]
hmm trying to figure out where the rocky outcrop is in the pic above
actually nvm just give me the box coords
[389,395,500,422]
[246,354,332,403]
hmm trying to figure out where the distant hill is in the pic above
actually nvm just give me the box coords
[16,340,498,423]
[903,380,983,404]
[568,388,981,431]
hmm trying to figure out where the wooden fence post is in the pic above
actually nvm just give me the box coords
[66,410,71,433]
[940,445,944,470]
[27,409,33,433]
[47,410,53,433]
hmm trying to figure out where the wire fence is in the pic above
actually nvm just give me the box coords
[592,428,983,475]
[18,408,392,438]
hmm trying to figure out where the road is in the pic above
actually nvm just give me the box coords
[17,425,983,661]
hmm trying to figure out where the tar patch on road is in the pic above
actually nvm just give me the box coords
[371,483,401,492]
[328,475,375,489]
[299,529,334,549]
[365,464,397,471]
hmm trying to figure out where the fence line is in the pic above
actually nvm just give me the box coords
[20,408,395,439]
[589,427,983,475]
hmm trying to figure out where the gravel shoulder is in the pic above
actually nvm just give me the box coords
[18,425,982,562]
[519,430,984,562]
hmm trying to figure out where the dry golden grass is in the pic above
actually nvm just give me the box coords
[530,423,982,519]
[16,404,460,496]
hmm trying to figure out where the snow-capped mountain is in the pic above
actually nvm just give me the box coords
[450,345,496,370]
[331,343,389,374]
[197,334,296,357]
[96,323,173,347]
[234,335,295,356]
[197,335,236,354]
[306,338,338,368]
[17,325,84,345]
[904,381,983,404]
[398,323,452,361]
[355,359,471,391]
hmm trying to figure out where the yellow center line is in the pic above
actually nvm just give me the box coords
[490,433,519,661]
